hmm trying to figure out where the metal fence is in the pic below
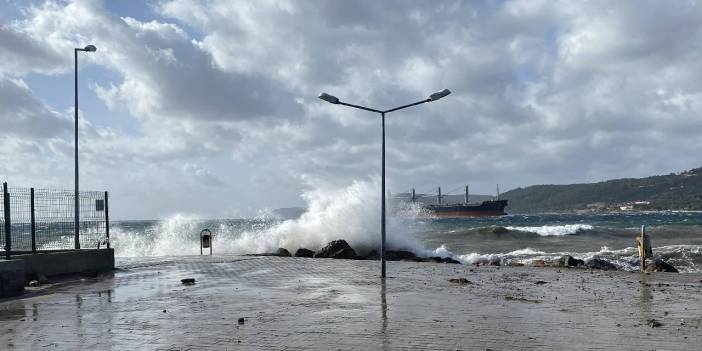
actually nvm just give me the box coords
[1,182,110,259]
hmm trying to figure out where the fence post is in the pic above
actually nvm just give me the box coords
[31,187,36,253]
[3,182,11,260]
[104,191,109,249]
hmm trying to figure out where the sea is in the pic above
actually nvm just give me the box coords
[109,181,702,273]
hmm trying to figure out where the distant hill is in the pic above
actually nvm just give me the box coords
[501,167,702,213]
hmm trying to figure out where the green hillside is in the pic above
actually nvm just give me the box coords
[502,167,702,213]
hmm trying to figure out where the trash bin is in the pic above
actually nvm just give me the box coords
[200,229,212,256]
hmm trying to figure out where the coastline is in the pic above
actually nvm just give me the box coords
[2,255,701,350]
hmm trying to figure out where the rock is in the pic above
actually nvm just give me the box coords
[646,259,679,273]
[238,317,245,325]
[364,250,380,260]
[37,274,50,284]
[448,278,472,284]
[28,280,40,288]
[506,262,525,267]
[385,250,417,261]
[314,240,353,258]
[329,247,358,259]
[425,256,444,263]
[556,255,585,267]
[294,248,314,258]
[487,256,501,266]
[181,278,196,285]
[442,257,461,264]
[275,248,292,257]
[530,259,548,267]
[585,258,618,271]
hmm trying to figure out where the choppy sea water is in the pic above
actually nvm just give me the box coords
[110,211,702,273]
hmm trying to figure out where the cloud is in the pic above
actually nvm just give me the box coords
[3,0,702,218]
[0,76,71,138]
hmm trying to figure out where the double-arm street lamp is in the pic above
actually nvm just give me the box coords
[318,88,451,278]
[74,44,97,249]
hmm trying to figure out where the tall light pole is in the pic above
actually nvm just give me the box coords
[318,88,451,278]
[74,44,97,249]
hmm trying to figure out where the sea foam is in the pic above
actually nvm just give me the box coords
[505,224,594,236]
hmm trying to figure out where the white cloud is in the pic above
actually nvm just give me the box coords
[3,0,702,218]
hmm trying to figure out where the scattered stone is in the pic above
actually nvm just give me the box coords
[557,255,585,267]
[506,262,525,267]
[28,280,40,288]
[646,318,663,328]
[181,278,196,285]
[275,248,292,257]
[385,250,417,261]
[585,258,618,271]
[504,296,541,303]
[238,317,245,325]
[314,240,356,259]
[448,278,472,285]
[294,248,314,258]
[646,259,678,273]
[534,280,548,285]
[163,310,167,313]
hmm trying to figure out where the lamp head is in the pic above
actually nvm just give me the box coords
[318,92,340,104]
[83,45,97,52]
[428,88,451,101]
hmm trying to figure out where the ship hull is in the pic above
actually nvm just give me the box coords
[424,200,508,217]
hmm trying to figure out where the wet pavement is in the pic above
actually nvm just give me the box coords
[1,256,702,350]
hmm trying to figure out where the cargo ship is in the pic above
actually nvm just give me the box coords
[394,185,508,217]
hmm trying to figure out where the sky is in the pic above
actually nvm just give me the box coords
[2,0,702,220]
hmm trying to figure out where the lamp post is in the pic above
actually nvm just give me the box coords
[318,88,451,278]
[74,44,97,249]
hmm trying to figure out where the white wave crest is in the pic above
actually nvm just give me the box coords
[505,224,594,236]
[112,179,427,257]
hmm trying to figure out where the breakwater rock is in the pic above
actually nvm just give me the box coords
[259,240,461,264]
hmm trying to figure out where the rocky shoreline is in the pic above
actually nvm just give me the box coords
[251,239,679,272]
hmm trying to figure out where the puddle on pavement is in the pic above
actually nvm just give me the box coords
[0,307,26,321]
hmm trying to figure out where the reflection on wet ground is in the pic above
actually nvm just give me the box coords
[1,256,701,350]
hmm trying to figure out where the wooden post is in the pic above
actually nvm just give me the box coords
[437,187,442,205]
[3,182,11,260]
[104,191,110,249]
[30,188,36,253]
[411,188,415,203]
[464,185,469,204]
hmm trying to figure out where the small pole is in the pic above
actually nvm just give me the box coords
[637,225,652,272]
[31,188,36,253]
[104,191,110,249]
[3,182,11,260]
[464,185,469,204]
[437,187,442,204]
[411,188,416,203]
